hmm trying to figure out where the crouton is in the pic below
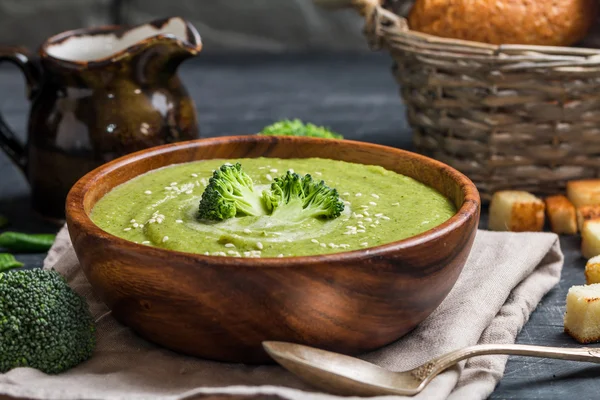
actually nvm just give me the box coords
[544,195,577,235]
[564,283,600,344]
[582,219,600,259]
[488,191,545,232]
[567,179,600,208]
[577,205,600,231]
[586,256,600,285]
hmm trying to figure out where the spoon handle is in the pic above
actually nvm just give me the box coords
[420,343,600,380]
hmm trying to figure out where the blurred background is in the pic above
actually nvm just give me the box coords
[0,0,374,51]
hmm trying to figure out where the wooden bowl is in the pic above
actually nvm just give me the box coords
[66,136,480,364]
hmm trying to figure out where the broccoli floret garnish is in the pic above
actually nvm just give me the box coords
[263,171,344,221]
[259,119,343,139]
[0,269,96,374]
[198,163,267,221]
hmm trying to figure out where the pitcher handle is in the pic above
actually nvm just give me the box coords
[0,46,41,172]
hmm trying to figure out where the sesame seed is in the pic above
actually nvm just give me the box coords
[340,244,349,248]
[392,202,400,206]
[124,227,131,231]
[133,223,139,228]
[311,239,319,243]
[375,220,380,225]
[360,205,369,209]
[360,242,369,247]
[375,213,383,217]
[369,202,377,206]
[142,241,150,245]
[185,190,193,194]
[191,173,198,177]
[364,211,370,216]
[149,218,156,224]
[370,224,377,228]
[170,182,178,186]
[256,242,264,250]
[371,194,380,199]
[320,243,327,248]
[277,254,284,258]
[176,219,183,223]
[365,218,373,222]
[266,174,273,181]
[165,187,173,191]
[357,229,366,233]
[204,251,210,255]
[243,228,252,234]
[346,226,356,229]
[218,252,227,256]
[343,192,350,196]
[144,190,152,195]
[382,216,391,220]
[224,243,235,248]
[343,200,351,205]
[157,218,164,224]
[328,243,338,248]
[270,168,278,173]
[139,224,144,228]
[258,166,266,170]
[288,169,294,173]
[315,171,322,176]
[130,219,136,223]
[272,232,283,236]
[162,236,169,242]
[354,213,364,218]
[355,193,362,197]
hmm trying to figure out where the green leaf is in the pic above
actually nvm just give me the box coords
[0,215,8,228]
[0,232,56,253]
[259,119,343,139]
[0,253,23,272]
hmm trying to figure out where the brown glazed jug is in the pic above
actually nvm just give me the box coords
[0,17,201,220]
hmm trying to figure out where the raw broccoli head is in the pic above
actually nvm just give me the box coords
[263,171,344,221]
[0,269,96,374]
[259,119,343,139]
[198,163,267,221]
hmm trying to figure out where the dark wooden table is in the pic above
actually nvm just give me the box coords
[0,53,597,399]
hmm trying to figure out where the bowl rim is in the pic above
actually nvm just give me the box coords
[66,135,480,267]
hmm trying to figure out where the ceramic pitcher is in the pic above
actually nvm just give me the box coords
[0,17,202,220]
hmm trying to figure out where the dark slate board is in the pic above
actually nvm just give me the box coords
[0,53,597,399]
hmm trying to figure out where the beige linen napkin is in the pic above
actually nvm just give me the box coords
[0,226,563,400]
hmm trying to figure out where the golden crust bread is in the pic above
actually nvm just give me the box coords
[488,191,545,232]
[544,195,577,235]
[564,284,600,344]
[567,179,600,208]
[576,205,600,231]
[586,255,600,285]
[582,219,600,260]
[407,0,598,46]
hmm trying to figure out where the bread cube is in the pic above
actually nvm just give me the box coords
[544,195,577,235]
[582,219,600,259]
[586,256,600,285]
[488,191,545,232]
[577,205,600,231]
[567,179,600,208]
[564,284,600,343]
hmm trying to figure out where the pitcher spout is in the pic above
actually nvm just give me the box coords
[41,17,202,73]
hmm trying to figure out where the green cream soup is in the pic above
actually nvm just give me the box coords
[91,158,456,257]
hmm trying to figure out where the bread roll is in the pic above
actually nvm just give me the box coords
[407,0,598,46]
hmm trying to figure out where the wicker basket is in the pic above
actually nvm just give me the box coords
[317,0,600,201]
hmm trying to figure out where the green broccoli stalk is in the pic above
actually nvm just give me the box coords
[263,171,344,221]
[198,163,267,221]
[0,269,96,374]
[259,119,343,139]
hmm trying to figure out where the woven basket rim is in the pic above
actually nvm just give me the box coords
[365,2,600,59]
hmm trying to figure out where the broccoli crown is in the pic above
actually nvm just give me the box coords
[263,171,345,221]
[198,163,267,221]
[0,269,96,374]
[259,119,343,139]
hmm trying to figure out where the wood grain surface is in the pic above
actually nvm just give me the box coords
[65,135,480,363]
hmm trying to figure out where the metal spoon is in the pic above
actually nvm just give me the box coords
[263,341,600,397]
